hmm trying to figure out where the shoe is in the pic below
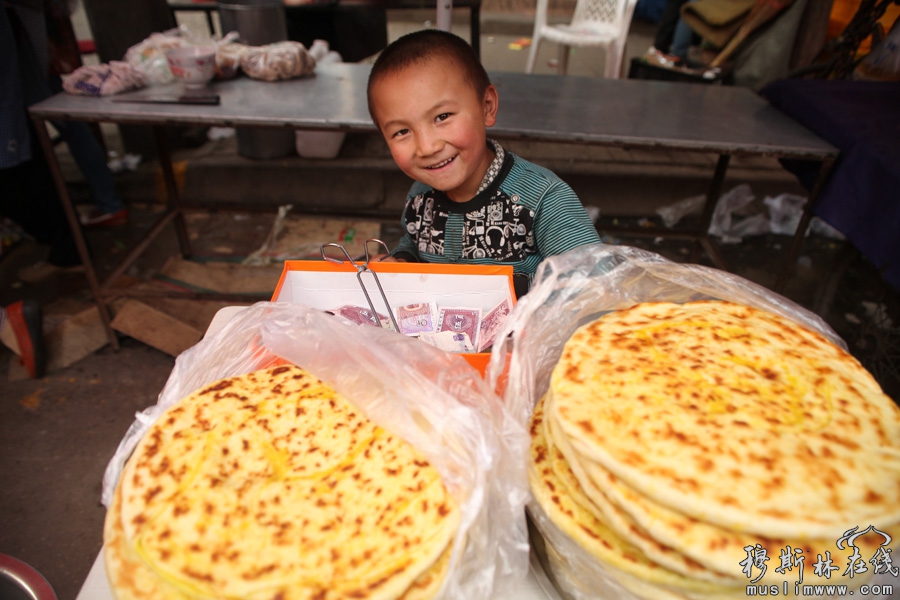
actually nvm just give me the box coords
[80,208,129,227]
[17,261,85,284]
[5,299,47,378]
[645,45,684,69]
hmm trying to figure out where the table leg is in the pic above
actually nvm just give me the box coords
[437,0,452,31]
[689,153,730,270]
[470,4,480,59]
[204,7,216,37]
[31,116,120,350]
[152,126,193,260]
[774,157,835,293]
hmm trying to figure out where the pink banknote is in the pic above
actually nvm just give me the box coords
[477,299,511,352]
[395,303,437,335]
[437,307,482,350]
[334,305,386,328]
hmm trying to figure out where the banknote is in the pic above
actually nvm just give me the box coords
[333,305,392,329]
[395,302,437,336]
[478,298,511,352]
[437,307,482,350]
[418,331,475,353]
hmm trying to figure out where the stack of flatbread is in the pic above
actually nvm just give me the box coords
[529,300,900,599]
[105,364,459,600]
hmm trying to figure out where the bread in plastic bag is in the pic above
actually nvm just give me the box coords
[124,28,190,85]
[101,302,530,600]
[240,40,316,81]
[216,41,249,80]
[485,243,849,600]
[62,61,149,96]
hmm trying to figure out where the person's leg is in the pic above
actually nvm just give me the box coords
[0,300,47,378]
[670,9,696,61]
[47,75,127,222]
[53,120,126,215]
[654,0,690,53]
[0,148,81,268]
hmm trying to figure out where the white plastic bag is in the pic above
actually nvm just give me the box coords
[765,193,846,240]
[485,243,845,600]
[62,61,148,96]
[240,40,316,81]
[123,27,190,85]
[707,183,770,242]
[855,14,900,81]
[102,302,530,600]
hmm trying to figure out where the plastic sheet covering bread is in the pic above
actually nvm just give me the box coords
[102,303,529,600]
[241,41,316,81]
[487,244,900,600]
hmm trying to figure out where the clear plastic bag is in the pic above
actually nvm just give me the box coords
[123,25,224,85]
[487,243,842,427]
[214,31,249,80]
[101,302,530,600]
[123,27,190,85]
[240,40,316,81]
[61,61,149,96]
[854,14,900,82]
[485,243,845,600]
[707,183,770,242]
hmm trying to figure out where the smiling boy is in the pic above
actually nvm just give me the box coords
[367,29,600,295]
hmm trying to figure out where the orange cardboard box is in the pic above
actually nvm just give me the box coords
[272,260,516,377]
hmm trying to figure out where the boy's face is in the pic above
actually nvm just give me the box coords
[370,56,499,203]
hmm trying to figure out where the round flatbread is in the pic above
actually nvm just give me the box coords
[544,391,893,588]
[550,301,900,540]
[528,397,745,596]
[105,364,459,600]
[541,395,743,586]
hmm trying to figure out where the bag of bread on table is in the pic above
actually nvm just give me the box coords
[101,302,530,600]
[241,40,316,81]
[486,243,900,600]
[214,31,249,80]
[123,26,192,85]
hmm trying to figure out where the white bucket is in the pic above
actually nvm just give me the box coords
[295,130,346,159]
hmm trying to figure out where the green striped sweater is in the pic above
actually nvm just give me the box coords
[391,150,600,278]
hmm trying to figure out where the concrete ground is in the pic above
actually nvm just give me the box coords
[2,8,900,600]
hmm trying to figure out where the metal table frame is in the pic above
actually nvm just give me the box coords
[29,63,837,349]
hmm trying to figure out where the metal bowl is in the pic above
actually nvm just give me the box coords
[0,554,57,600]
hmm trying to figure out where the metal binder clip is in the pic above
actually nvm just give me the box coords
[321,239,400,331]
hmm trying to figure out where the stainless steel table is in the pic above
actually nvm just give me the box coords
[29,63,838,348]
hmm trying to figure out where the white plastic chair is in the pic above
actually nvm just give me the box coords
[525,0,639,77]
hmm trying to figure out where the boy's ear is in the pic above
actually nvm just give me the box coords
[483,84,499,127]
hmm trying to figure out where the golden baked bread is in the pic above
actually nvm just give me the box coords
[105,364,458,600]
[529,396,746,596]
[550,301,900,539]
[529,300,900,598]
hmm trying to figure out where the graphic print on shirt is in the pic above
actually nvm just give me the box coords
[406,194,447,255]
[404,190,536,262]
[464,196,535,261]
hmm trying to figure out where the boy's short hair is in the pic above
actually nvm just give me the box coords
[367,29,491,122]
